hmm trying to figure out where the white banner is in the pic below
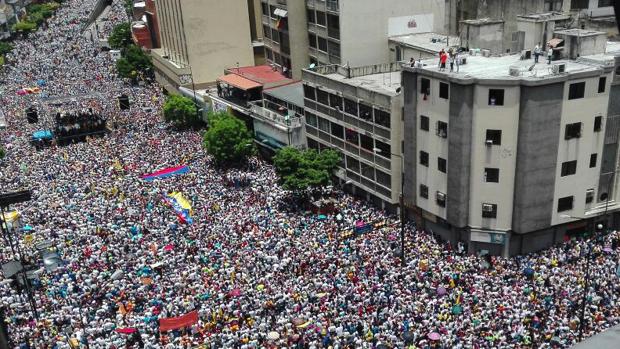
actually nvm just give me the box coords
[388,14,434,36]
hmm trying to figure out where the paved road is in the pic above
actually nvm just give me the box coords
[572,324,620,349]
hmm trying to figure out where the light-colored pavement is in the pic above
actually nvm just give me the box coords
[572,324,620,349]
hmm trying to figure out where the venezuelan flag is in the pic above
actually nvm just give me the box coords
[163,192,194,224]
[141,165,189,181]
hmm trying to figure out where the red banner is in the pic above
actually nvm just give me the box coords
[159,310,199,331]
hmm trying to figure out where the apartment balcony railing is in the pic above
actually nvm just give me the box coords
[250,103,303,128]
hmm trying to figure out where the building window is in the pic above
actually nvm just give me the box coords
[317,37,327,52]
[419,151,429,167]
[360,134,374,151]
[265,48,273,61]
[436,191,446,207]
[586,189,595,204]
[598,77,606,93]
[306,112,318,128]
[419,184,429,199]
[316,89,329,105]
[565,122,582,140]
[307,9,315,23]
[271,28,280,43]
[329,94,342,110]
[598,0,613,7]
[590,153,598,168]
[316,11,326,26]
[557,196,574,212]
[318,117,330,133]
[374,140,391,158]
[374,109,390,128]
[438,157,447,173]
[376,170,391,189]
[331,122,344,139]
[420,78,430,95]
[482,203,498,218]
[263,25,271,39]
[561,160,577,176]
[307,138,319,150]
[345,128,358,145]
[346,155,360,173]
[570,0,588,9]
[361,162,375,180]
[594,116,602,132]
[344,98,357,116]
[485,129,502,145]
[308,33,317,48]
[436,121,448,138]
[488,89,504,106]
[484,168,499,182]
[261,2,268,16]
[568,82,585,100]
[439,82,449,99]
[358,103,372,121]
[304,85,315,100]
[420,115,429,131]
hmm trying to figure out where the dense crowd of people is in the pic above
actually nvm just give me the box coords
[0,1,619,348]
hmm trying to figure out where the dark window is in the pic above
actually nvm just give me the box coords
[488,89,505,106]
[316,11,326,26]
[419,184,429,199]
[436,121,448,138]
[346,155,360,173]
[598,0,613,7]
[436,191,446,207]
[598,77,606,93]
[269,5,278,17]
[360,134,374,151]
[303,85,315,100]
[374,140,391,158]
[318,117,330,133]
[307,9,315,23]
[421,78,430,95]
[420,115,429,131]
[345,128,358,145]
[439,82,449,99]
[586,189,594,204]
[329,94,342,109]
[263,25,271,39]
[361,162,374,180]
[486,129,502,145]
[316,89,329,105]
[557,196,574,212]
[265,48,273,61]
[590,153,598,168]
[306,112,317,127]
[438,157,447,173]
[561,160,577,176]
[344,98,357,116]
[261,2,268,16]
[376,170,391,189]
[374,109,390,128]
[484,168,499,182]
[308,33,317,48]
[594,116,602,132]
[358,103,372,121]
[568,82,585,100]
[271,28,280,43]
[331,123,344,139]
[307,138,319,150]
[419,151,429,166]
[482,203,498,218]
[565,122,582,140]
[317,37,327,52]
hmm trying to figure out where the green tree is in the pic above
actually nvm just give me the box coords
[163,94,199,126]
[273,147,340,192]
[108,23,133,50]
[13,21,37,32]
[0,42,13,56]
[115,45,152,79]
[203,112,255,165]
[0,147,5,159]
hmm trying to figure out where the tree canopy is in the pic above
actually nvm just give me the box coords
[273,147,340,192]
[203,112,255,165]
[108,23,133,50]
[0,42,13,56]
[116,45,152,79]
[0,146,5,160]
[163,94,199,126]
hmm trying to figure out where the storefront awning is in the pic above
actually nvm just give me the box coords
[217,74,261,90]
[547,38,564,48]
[274,8,288,17]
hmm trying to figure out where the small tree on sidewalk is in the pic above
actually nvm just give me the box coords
[273,147,340,193]
[163,95,200,127]
[108,23,133,50]
[203,112,255,165]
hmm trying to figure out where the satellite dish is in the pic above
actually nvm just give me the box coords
[309,63,316,69]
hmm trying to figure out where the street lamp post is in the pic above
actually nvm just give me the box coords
[373,148,406,267]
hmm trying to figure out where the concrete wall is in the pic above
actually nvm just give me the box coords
[389,42,437,62]
[460,22,505,53]
[512,83,564,234]
[446,84,474,227]
[287,0,309,80]
[402,71,418,208]
[339,0,445,67]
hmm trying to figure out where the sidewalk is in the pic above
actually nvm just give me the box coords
[572,324,620,349]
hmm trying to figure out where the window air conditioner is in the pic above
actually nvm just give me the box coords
[436,192,446,201]
[485,140,494,146]
[482,203,494,212]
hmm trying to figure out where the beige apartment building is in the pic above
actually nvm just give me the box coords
[151,0,260,93]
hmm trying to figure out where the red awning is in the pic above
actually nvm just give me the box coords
[159,310,199,331]
[218,74,261,90]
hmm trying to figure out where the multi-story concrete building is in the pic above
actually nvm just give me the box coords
[401,33,620,256]
[303,63,404,209]
[151,0,257,93]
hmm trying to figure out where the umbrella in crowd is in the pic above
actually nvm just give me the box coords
[0,0,619,348]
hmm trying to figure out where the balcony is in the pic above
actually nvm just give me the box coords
[250,103,303,129]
